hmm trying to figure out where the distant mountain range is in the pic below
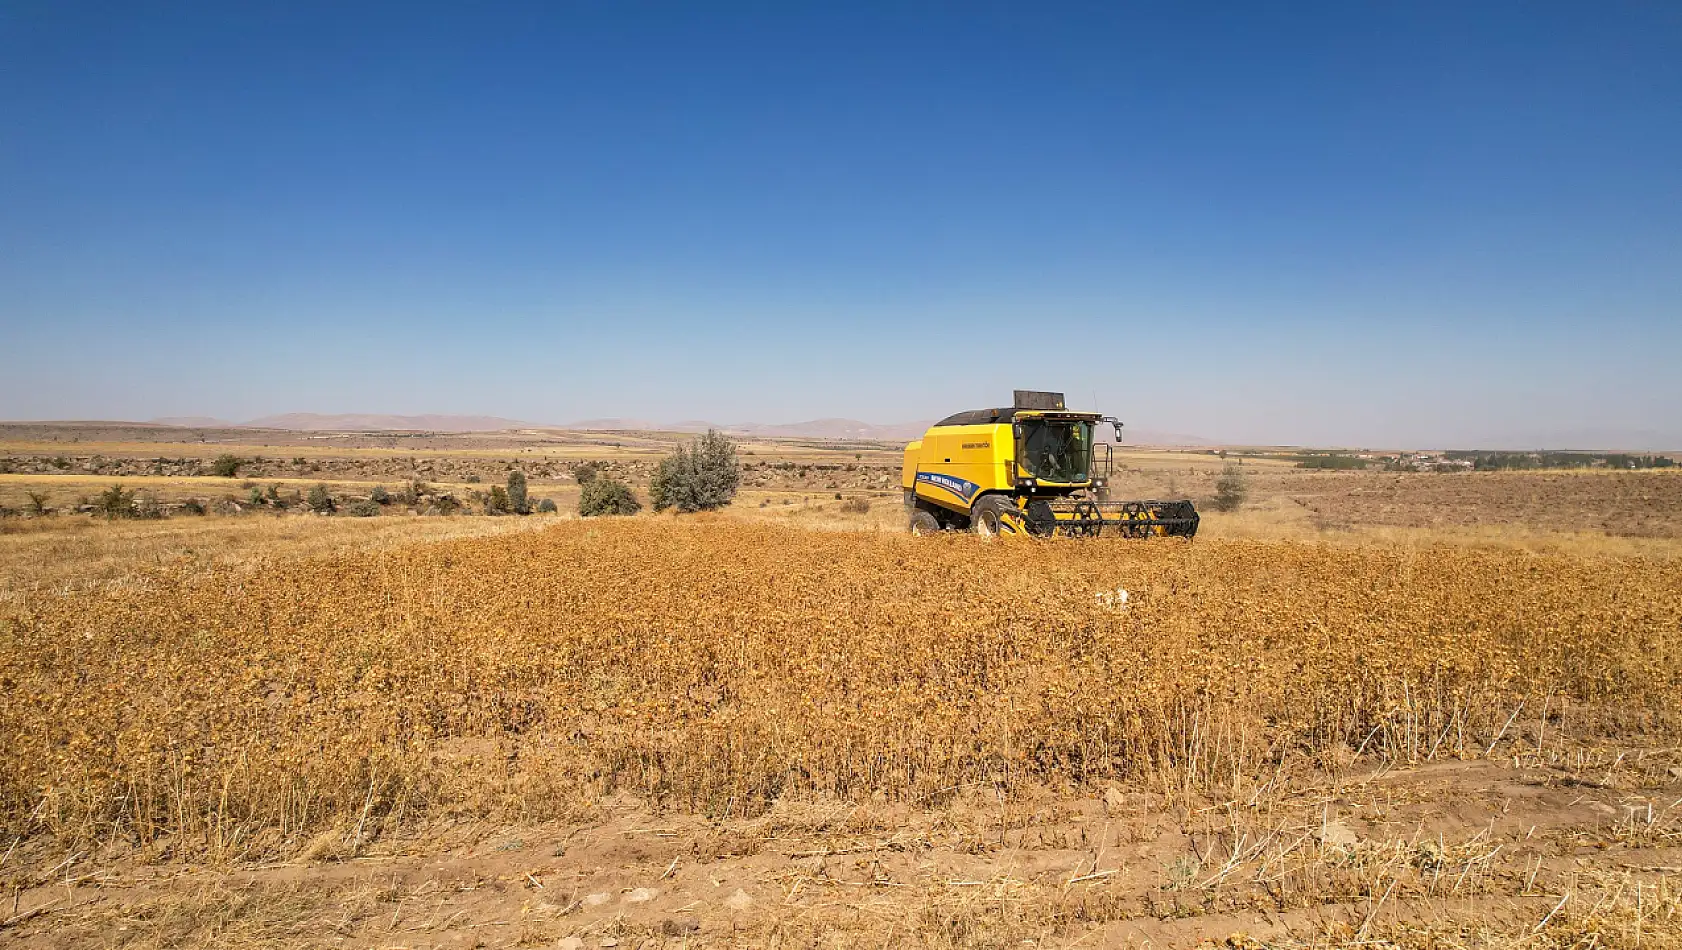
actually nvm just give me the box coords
[565,417,936,442]
[144,413,1215,445]
[566,418,1211,446]
[1456,427,1682,453]
[151,413,536,432]
[253,413,539,432]
[149,416,237,428]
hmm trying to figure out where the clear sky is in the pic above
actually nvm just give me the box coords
[2,3,1679,447]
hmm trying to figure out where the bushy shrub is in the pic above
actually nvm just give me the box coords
[247,487,264,507]
[25,491,49,516]
[182,498,207,515]
[537,498,558,513]
[506,471,529,514]
[485,485,510,515]
[306,484,335,513]
[398,480,428,506]
[649,430,739,513]
[212,454,245,478]
[369,485,390,505]
[1212,462,1248,512]
[97,484,135,519]
[346,499,381,517]
[579,477,642,517]
[572,461,601,486]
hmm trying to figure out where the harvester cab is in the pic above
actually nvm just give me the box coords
[901,390,1199,538]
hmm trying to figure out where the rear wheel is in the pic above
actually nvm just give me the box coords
[908,510,941,535]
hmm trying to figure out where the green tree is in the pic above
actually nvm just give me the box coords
[306,484,335,513]
[211,454,245,478]
[485,485,510,515]
[649,430,740,513]
[579,477,642,517]
[506,470,529,514]
[97,484,136,519]
[572,461,601,486]
[400,480,429,505]
[1211,462,1248,512]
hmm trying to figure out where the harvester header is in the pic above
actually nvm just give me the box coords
[901,392,1198,538]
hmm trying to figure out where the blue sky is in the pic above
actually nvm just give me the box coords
[2,3,1678,447]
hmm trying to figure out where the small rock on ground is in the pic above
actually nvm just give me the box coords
[1318,819,1359,848]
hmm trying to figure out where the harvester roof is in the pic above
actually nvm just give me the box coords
[933,391,1104,428]
[933,407,1103,427]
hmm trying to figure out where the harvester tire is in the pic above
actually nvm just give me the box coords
[908,510,941,535]
[971,495,1023,537]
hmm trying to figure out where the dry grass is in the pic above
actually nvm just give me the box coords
[3,514,1680,947]
[0,472,485,508]
[4,519,1678,864]
[0,513,560,611]
[1197,502,1682,558]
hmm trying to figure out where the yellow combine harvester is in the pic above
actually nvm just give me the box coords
[902,390,1199,538]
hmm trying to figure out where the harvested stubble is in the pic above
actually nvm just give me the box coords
[2,520,1679,859]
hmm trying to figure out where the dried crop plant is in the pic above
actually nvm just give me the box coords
[1,521,1679,860]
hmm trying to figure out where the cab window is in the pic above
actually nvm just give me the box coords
[1018,421,1091,483]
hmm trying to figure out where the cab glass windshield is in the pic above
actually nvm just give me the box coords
[1018,420,1092,483]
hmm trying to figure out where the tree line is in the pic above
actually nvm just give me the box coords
[1446,451,1676,471]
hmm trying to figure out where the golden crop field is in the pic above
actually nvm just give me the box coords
[3,517,1680,947]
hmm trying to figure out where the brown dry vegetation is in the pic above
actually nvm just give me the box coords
[0,513,561,609]
[3,517,1681,947]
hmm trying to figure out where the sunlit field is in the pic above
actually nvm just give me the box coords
[3,515,1679,947]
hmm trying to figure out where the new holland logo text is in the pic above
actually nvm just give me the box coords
[916,472,979,502]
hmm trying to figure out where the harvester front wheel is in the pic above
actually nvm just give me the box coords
[908,510,941,535]
[971,495,1024,537]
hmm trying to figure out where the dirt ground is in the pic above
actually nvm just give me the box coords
[6,756,1679,948]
